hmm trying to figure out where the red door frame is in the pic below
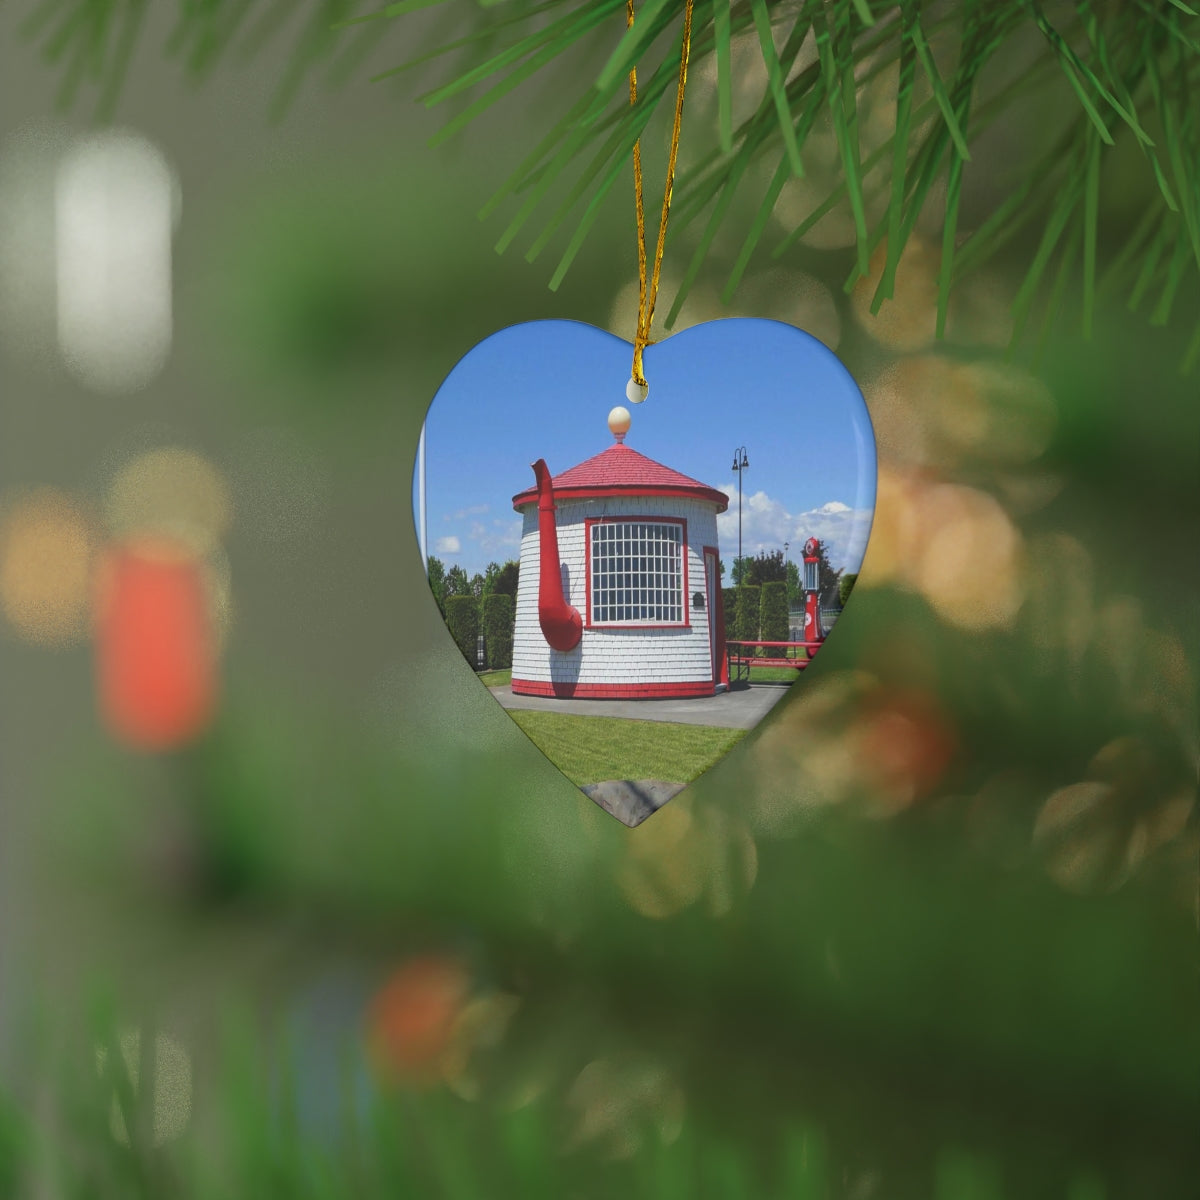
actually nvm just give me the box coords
[703,546,726,687]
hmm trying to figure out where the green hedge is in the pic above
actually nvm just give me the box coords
[482,593,514,670]
[445,595,480,667]
[721,587,737,644]
[760,581,789,646]
[839,573,858,607]
[736,584,760,647]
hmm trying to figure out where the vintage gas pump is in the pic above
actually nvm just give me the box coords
[802,536,826,647]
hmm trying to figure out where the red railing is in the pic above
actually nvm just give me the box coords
[726,639,823,682]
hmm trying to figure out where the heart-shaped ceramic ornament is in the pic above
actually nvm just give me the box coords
[414,319,876,826]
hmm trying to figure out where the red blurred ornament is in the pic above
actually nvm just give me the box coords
[366,957,470,1085]
[93,538,217,751]
[857,689,956,804]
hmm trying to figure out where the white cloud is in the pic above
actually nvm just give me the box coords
[467,517,523,558]
[447,503,489,521]
[434,535,461,554]
[716,485,872,573]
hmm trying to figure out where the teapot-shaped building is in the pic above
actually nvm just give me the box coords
[510,412,730,699]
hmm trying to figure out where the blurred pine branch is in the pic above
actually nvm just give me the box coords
[14,0,1200,363]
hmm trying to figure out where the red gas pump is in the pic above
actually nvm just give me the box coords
[802,536,826,647]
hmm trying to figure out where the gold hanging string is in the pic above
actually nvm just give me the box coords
[628,0,694,392]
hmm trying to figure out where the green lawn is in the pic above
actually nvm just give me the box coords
[509,710,745,786]
[479,668,512,688]
[747,665,805,683]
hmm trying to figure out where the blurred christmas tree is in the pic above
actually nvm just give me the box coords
[1,3,1197,1199]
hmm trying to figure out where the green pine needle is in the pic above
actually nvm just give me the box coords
[909,15,972,163]
[596,0,673,92]
[1082,134,1101,338]
[749,0,804,177]
[713,0,733,152]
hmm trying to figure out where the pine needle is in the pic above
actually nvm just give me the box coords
[596,0,673,92]
[720,153,789,304]
[427,5,615,147]
[749,0,804,177]
[1127,221,1169,312]
[334,0,450,28]
[812,3,869,278]
[420,1,608,107]
[1150,231,1191,324]
[874,0,917,312]
[1081,132,1101,338]
[909,15,971,162]
[1010,177,1081,346]
[713,0,733,153]
[1029,4,1114,145]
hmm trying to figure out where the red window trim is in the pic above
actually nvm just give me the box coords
[584,515,690,630]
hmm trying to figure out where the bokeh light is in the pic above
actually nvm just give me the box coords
[751,673,957,829]
[608,273,727,340]
[857,468,1026,632]
[865,357,1056,470]
[616,796,757,919]
[0,487,94,647]
[93,536,218,750]
[104,447,233,557]
[366,956,472,1088]
[911,482,1025,631]
[441,991,522,1102]
[852,236,942,351]
[565,1057,685,1159]
[1035,737,1197,895]
[736,267,841,349]
[55,129,177,393]
[94,1029,193,1147]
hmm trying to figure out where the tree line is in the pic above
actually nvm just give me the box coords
[726,546,852,609]
[427,556,520,672]
[426,556,519,615]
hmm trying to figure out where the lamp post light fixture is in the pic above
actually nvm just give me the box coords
[731,445,749,582]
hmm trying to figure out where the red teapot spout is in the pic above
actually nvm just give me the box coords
[532,459,582,652]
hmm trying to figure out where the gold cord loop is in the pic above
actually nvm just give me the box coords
[628,0,694,390]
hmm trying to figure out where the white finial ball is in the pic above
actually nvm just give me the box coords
[626,378,649,404]
[608,406,632,438]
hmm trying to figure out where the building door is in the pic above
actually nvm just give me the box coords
[704,548,718,683]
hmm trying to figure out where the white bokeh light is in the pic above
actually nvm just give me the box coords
[55,129,177,393]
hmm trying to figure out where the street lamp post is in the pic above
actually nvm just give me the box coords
[731,445,749,582]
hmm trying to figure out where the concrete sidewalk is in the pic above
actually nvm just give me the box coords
[489,682,792,730]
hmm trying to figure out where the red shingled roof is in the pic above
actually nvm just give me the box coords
[512,442,729,511]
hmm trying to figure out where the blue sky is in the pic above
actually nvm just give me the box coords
[414,318,876,579]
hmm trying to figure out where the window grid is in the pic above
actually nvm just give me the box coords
[590,521,684,625]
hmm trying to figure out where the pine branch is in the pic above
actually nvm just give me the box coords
[375,0,1200,361]
[13,0,1200,363]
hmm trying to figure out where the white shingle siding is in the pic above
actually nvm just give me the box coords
[513,495,721,688]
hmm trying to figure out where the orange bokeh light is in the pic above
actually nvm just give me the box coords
[0,488,94,647]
